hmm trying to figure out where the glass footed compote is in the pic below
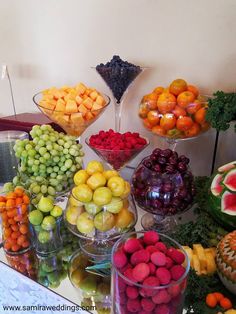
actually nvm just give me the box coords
[139,94,212,151]
[85,136,150,172]
[131,156,195,233]
[94,60,147,132]
[33,92,110,140]
[64,192,137,256]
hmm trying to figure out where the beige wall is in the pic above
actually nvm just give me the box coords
[0,0,236,175]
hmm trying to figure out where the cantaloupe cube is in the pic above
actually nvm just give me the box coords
[85,88,92,95]
[65,100,78,113]
[78,104,88,116]
[82,97,93,109]
[90,91,98,100]
[71,112,85,124]
[40,100,55,111]
[92,102,103,111]
[96,95,105,106]
[85,111,94,121]
[75,95,83,105]
[205,252,216,274]
[68,90,77,100]
[193,244,207,272]
[55,99,66,112]
[61,86,71,92]
[76,83,87,95]
[182,246,193,268]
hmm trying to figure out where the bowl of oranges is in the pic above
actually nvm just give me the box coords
[139,79,211,140]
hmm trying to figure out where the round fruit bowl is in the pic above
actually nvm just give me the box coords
[111,230,190,314]
[131,149,195,232]
[64,192,137,242]
[85,136,149,171]
[139,79,211,140]
[33,92,110,137]
[68,249,111,310]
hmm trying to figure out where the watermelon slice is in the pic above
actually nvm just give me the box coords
[218,161,236,173]
[211,174,223,196]
[223,169,236,192]
[221,191,236,216]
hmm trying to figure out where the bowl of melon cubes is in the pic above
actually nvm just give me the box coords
[33,83,110,136]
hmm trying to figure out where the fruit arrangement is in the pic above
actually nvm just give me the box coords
[29,196,63,253]
[0,187,31,252]
[96,55,141,103]
[216,231,236,295]
[11,124,83,205]
[36,83,109,136]
[132,148,195,216]
[112,230,189,314]
[209,161,236,229]
[139,78,210,139]
[5,247,38,280]
[183,244,216,275]
[88,130,148,170]
[38,253,67,288]
[65,161,136,238]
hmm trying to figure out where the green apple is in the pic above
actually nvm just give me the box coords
[84,202,102,215]
[50,205,63,218]
[38,196,54,213]
[86,172,106,190]
[94,211,115,232]
[74,169,89,186]
[103,170,119,180]
[106,197,123,213]
[76,212,94,234]
[29,209,44,225]
[79,275,97,296]
[41,216,56,231]
[93,187,112,206]
[38,230,51,243]
[86,160,104,175]
[107,176,125,197]
[66,205,84,225]
[72,184,93,203]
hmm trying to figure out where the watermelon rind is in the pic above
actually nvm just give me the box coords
[218,161,236,173]
[210,173,223,196]
[223,168,236,192]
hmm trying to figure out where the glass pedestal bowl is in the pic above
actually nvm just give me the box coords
[131,151,195,232]
[85,136,149,172]
[33,92,110,137]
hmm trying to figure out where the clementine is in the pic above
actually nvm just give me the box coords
[160,114,177,130]
[176,116,194,131]
[185,122,201,137]
[186,100,202,115]
[153,86,164,95]
[157,93,176,114]
[187,85,199,97]
[194,107,206,124]
[143,118,153,129]
[172,106,187,117]
[147,110,160,126]
[152,125,166,136]
[144,93,159,110]
[177,91,195,108]
[169,79,187,96]
[139,103,149,119]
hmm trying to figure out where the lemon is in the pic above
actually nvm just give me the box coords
[74,169,89,186]
[93,187,112,206]
[86,161,104,175]
[72,184,93,203]
[87,172,106,190]
[103,170,119,180]
[107,176,125,197]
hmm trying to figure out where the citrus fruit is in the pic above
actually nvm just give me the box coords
[107,176,125,197]
[106,197,123,214]
[186,100,202,114]
[157,93,176,114]
[187,85,199,97]
[86,161,104,175]
[38,196,54,213]
[172,106,187,117]
[153,86,164,95]
[38,230,51,243]
[177,91,195,108]
[29,209,43,225]
[50,205,63,218]
[103,170,119,180]
[143,118,153,129]
[66,206,83,225]
[194,107,207,124]
[147,110,160,126]
[152,125,166,136]
[41,216,56,231]
[176,116,194,131]
[115,208,134,229]
[94,211,115,232]
[74,170,89,186]
[169,79,187,96]
[86,172,106,190]
[120,181,131,198]
[84,202,102,215]
[72,184,93,203]
[76,212,94,234]
[185,122,201,137]
[160,114,177,130]
[93,187,112,206]
[69,196,83,207]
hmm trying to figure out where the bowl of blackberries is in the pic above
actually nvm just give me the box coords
[131,148,195,217]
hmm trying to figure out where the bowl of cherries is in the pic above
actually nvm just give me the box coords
[131,148,195,231]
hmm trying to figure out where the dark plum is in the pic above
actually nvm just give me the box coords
[153,148,161,157]
[153,164,162,173]
[177,162,187,172]
[160,149,172,158]
[162,182,173,193]
[165,164,176,174]
[178,188,187,199]
[157,156,167,165]
[178,155,190,164]
[168,156,178,166]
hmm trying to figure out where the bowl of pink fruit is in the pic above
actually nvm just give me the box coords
[112,230,190,314]
[131,148,195,232]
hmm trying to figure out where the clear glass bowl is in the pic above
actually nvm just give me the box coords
[111,231,190,314]
[139,94,211,140]
[68,248,111,311]
[85,136,150,171]
[4,245,38,280]
[33,92,110,137]
[64,193,137,242]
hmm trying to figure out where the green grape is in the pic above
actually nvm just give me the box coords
[51,150,57,156]
[50,172,57,178]
[32,185,41,194]
[50,179,58,187]
[69,148,75,156]
[61,166,67,172]
[46,144,53,151]
[36,176,44,182]
[41,185,48,194]
[56,175,63,181]
[33,137,39,144]
[35,145,40,151]
[65,170,72,177]
[35,192,43,202]
[28,159,34,166]
[21,150,28,158]
[44,153,51,160]
[58,139,64,146]
[38,140,45,147]
[50,136,56,142]
[53,143,60,151]
[63,148,68,155]
[48,186,56,196]
[46,167,53,174]
[79,151,84,156]
[53,156,60,163]
[60,156,66,162]
[39,164,46,171]
[39,147,47,156]
[32,165,39,172]
[36,129,43,136]
[39,157,46,164]
[75,157,82,163]
[34,160,40,165]
[70,165,76,172]
[42,134,49,141]
[28,149,36,157]
[53,166,59,173]
[65,159,73,168]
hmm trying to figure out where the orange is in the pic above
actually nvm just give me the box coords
[4,228,12,238]
[143,118,153,130]
[11,244,21,252]
[157,93,176,114]
[177,91,195,108]
[19,204,28,215]
[15,187,24,197]
[1,212,8,222]
[8,218,16,225]
[0,202,6,212]
[187,84,199,97]
[185,122,201,137]
[176,116,194,131]
[213,292,224,302]
[201,121,210,131]
[4,241,11,251]
[11,224,19,232]
[206,293,217,308]
[22,195,30,205]
[147,110,160,126]
[153,86,164,95]
[219,297,232,310]
[152,125,166,136]
[160,114,176,130]
[6,192,16,199]
[172,106,187,118]
[139,103,149,118]
[194,107,206,124]
[186,100,202,114]
[15,197,23,206]
[17,235,27,246]
[169,79,187,96]
[19,224,28,235]
[11,231,21,239]
[143,93,158,110]
[6,199,15,209]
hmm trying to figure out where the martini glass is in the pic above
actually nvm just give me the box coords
[85,136,150,172]
[33,92,110,140]
[93,64,147,132]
